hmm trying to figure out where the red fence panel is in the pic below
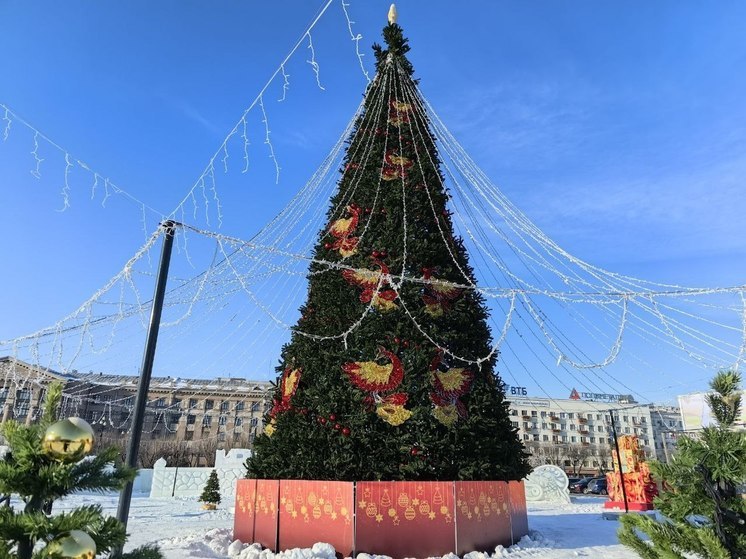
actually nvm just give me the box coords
[234,479,258,545]
[454,481,512,554]
[508,480,529,544]
[355,481,455,559]
[278,480,354,558]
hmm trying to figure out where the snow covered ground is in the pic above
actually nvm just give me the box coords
[51,493,639,559]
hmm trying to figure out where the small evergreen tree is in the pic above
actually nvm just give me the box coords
[247,19,528,482]
[618,370,746,559]
[199,470,221,506]
[0,382,162,559]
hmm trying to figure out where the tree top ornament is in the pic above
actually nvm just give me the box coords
[388,4,398,24]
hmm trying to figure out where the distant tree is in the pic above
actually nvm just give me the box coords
[618,370,746,559]
[565,445,591,475]
[199,470,221,507]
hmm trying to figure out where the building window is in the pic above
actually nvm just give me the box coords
[155,397,166,408]
[532,434,539,441]
[220,401,229,412]
[568,413,574,419]
[235,417,243,426]
[202,416,212,427]
[531,410,538,417]
[219,415,227,426]
[523,434,529,441]
[597,426,604,432]
[560,412,566,419]
[561,436,568,443]
[187,414,196,425]
[251,402,261,412]
[624,427,630,434]
[623,416,629,422]
[205,399,214,410]
[552,435,558,442]
[541,423,547,429]
[235,401,245,411]
[172,398,181,408]
[543,435,549,441]
[540,411,547,418]
[570,424,576,431]
[571,436,576,443]
[511,421,519,428]
[250,418,258,427]
[189,398,198,409]
[590,437,595,443]
[218,433,226,442]
[587,414,593,420]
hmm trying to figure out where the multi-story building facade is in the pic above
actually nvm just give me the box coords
[0,357,273,449]
[506,388,684,473]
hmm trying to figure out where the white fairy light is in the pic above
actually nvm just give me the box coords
[2,107,10,141]
[259,95,281,184]
[278,64,291,102]
[305,32,325,91]
[30,132,44,178]
[340,0,371,83]
[57,153,73,211]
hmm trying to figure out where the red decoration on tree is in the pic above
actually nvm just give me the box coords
[342,258,398,312]
[341,427,351,437]
[342,347,404,393]
[421,267,463,317]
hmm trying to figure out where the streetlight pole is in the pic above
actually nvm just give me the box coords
[609,412,629,513]
[113,221,177,556]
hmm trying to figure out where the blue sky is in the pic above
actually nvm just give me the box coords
[1,1,745,402]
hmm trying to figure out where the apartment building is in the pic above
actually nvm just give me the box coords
[0,357,273,447]
[506,389,684,472]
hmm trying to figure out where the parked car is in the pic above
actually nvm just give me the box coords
[569,478,591,493]
[586,477,608,495]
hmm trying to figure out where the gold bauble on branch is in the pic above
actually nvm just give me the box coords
[42,417,95,461]
[46,530,97,559]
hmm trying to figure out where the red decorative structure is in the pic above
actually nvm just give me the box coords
[604,435,658,511]
[234,479,528,558]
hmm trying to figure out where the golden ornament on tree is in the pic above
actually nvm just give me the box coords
[42,417,95,461]
[47,530,97,559]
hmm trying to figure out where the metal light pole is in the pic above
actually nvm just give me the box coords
[609,412,629,513]
[113,221,177,555]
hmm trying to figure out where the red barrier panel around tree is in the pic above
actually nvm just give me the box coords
[508,481,529,543]
[234,479,257,546]
[253,479,280,551]
[454,481,512,554]
[355,481,455,559]
[235,479,528,558]
[278,480,354,558]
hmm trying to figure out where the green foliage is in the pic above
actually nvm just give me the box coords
[706,370,742,427]
[617,370,746,559]
[247,22,529,482]
[199,470,221,505]
[0,381,164,559]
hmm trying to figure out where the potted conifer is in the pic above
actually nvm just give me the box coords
[199,470,221,510]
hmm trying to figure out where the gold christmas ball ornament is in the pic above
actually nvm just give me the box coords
[47,530,97,559]
[42,417,95,461]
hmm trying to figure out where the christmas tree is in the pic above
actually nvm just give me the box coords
[0,382,162,559]
[618,370,746,558]
[199,470,221,508]
[247,18,529,482]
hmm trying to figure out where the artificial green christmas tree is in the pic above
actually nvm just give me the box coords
[618,371,746,559]
[0,382,162,559]
[247,20,529,482]
[199,470,221,510]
